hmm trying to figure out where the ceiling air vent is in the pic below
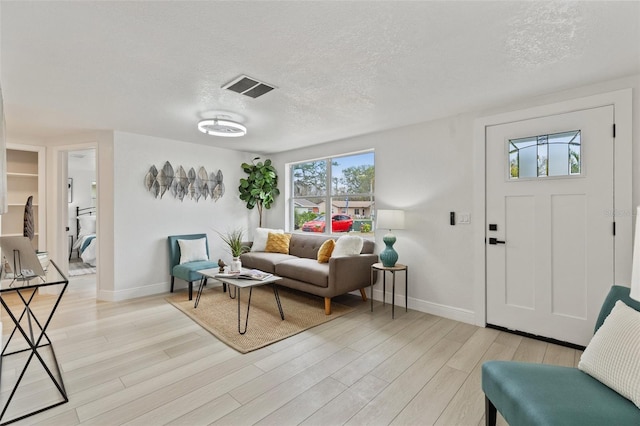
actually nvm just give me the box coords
[222,75,276,99]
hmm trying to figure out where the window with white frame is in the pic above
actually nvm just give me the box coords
[290,151,374,235]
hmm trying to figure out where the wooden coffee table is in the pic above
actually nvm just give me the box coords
[195,268,284,334]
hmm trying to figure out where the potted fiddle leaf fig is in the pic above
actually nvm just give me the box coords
[238,157,280,227]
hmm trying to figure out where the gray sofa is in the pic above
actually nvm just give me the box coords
[240,233,377,314]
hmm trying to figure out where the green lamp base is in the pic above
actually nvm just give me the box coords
[380,233,398,267]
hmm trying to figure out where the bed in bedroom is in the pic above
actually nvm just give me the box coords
[73,206,97,267]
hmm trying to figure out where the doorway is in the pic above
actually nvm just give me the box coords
[486,106,614,347]
[67,148,97,284]
[474,90,632,347]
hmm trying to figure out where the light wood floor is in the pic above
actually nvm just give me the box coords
[0,276,583,426]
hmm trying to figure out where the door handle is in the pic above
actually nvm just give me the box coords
[489,237,505,245]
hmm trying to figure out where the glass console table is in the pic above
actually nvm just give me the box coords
[0,260,69,425]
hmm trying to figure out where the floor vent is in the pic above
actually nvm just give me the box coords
[222,75,276,99]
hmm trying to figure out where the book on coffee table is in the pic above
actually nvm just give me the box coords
[215,269,273,281]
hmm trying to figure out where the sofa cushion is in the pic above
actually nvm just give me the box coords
[361,238,375,254]
[265,232,291,254]
[317,239,335,263]
[578,300,640,408]
[275,258,330,288]
[289,233,335,259]
[240,251,297,274]
[482,361,640,426]
[332,235,364,257]
[251,227,284,252]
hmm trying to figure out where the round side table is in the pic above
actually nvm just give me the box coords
[370,262,408,319]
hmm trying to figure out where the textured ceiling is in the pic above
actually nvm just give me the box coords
[2,1,639,154]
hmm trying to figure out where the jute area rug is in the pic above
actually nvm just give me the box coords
[166,286,355,353]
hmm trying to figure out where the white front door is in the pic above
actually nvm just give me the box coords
[486,106,615,346]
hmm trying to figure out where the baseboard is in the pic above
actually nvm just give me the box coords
[101,284,473,324]
[97,282,166,301]
[369,288,475,324]
[98,280,224,302]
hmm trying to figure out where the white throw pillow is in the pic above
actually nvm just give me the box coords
[251,227,284,252]
[331,235,364,257]
[177,238,209,264]
[578,300,640,408]
[78,215,96,237]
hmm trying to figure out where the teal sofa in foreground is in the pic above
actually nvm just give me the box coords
[482,285,640,426]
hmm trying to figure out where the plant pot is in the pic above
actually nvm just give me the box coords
[230,257,242,273]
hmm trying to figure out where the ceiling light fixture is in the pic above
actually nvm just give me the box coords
[197,118,247,137]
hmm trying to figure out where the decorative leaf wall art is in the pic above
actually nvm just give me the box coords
[150,179,160,198]
[198,167,209,200]
[144,165,158,191]
[157,168,168,198]
[144,162,225,202]
[175,166,187,201]
[209,171,218,199]
[158,161,174,199]
[212,169,225,201]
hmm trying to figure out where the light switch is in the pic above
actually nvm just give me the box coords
[458,213,471,224]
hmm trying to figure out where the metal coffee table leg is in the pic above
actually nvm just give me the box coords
[236,284,285,334]
[237,287,253,335]
[272,283,285,320]
[194,277,206,308]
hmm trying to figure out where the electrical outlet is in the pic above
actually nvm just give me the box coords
[458,212,471,224]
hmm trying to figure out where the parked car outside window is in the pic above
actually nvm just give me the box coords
[301,214,353,233]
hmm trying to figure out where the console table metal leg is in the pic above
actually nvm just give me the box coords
[0,285,69,425]
[405,267,409,312]
[392,271,396,319]
[370,268,374,312]
[237,287,253,335]
[382,271,386,306]
[4,290,39,353]
[272,284,285,320]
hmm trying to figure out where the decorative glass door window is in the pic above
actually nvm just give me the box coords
[509,130,581,179]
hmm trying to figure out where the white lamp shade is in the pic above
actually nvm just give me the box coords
[631,206,640,301]
[376,209,405,230]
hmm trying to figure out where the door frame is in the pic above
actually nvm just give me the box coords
[48,142,99,287]
[472,89,633,327]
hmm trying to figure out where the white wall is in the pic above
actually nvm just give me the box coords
[271,114,477,322]
[110,131,259,300]
[269,73,640,324]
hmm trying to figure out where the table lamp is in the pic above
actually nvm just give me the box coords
[376,209,405,267]
[631,206,640,301]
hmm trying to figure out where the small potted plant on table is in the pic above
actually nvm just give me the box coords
[218,229,249,272]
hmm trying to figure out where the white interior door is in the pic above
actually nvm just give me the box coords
[486,106,614,346]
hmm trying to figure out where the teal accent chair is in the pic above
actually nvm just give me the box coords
[482,285,640,426]
[168,234,218,300]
